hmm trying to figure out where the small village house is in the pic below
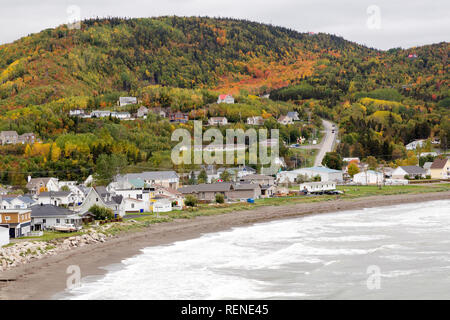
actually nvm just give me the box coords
[31,204,82,231]
[0,209,32,238]
[0,131,36,145]
[137,106,149,118]
[90,110,112,118]
[178,183,261,202]
[69,109,85,117]
[277,115,294,125]
[405,139,426,150]
[76,187,124,217]
[287,111,300,121]
[208,117,228,126]
[391,166,427,179]
[277,166,343,184]
[119,97,138,106]
[352,170,384,185]
[116,171,180,189]
[26,177,60,195]
[423,162,433,176]
[36,191,79,207]
[429,158,450,179]
[240,174,275,186]
[169,112,189,123]
[247,116,264,125]
[217,94,234,104]
[111,111,132,120]
[1,196,35,210]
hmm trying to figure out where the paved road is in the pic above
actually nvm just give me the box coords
[295,119,337,167]
[314,119,337,166]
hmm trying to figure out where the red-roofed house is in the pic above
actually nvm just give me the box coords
[217,94,234,104]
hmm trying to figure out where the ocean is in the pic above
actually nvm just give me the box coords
[61,199,450,299]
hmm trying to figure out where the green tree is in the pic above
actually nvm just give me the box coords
[322,152,343,170]
[220,170,232,182]
[198,169,208,184]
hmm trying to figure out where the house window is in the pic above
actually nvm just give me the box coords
[96,198,99,202]
[43,219,46,224]
[131,203,135,209]
[137,194,142,199]
[5,216,10,221]
[56,219,60,223]
[65,219,70,224]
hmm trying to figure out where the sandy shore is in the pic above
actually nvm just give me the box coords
[1,191,449,300]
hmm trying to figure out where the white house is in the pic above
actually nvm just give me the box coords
[392,166,427,179]
[116,171,180,189]
[76,187,124,217]
[277,166,343,184]
[111,112,131,119]
[208,117,228,126]
[0,226,9,246]
[405,139,425,150]
[299,181,336,193]
[36,191,78,206]
[278,115,294,125]
[121,198,147,214]
[26,177,60,195]
[137,106,148,118]
[247,116,264,125]
[151,196,173,213]
[119,97,137,106]
[69,109,85,117]
[353,170,384,185]
[31,204,82,231]
[287,111,300,121]
[1,196,35,210]
[217,94,234,104]
[90,110,111,118]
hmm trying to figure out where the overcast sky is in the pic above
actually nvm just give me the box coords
[0,0,448,50]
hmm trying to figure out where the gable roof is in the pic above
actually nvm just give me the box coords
[399,166,427,175]
[39,191,72,198]
[430,158,449,169]
[118,171,179,182]
[31,204,76,217]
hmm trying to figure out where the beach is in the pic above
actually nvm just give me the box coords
[1,191,449,300]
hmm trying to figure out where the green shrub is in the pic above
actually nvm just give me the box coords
[89,205,114,220]
[185,195,198,207]
[215,193,225,204]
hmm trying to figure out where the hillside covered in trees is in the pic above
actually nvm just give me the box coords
[0,16,448,186]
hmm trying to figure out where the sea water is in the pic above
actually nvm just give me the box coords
[62,199,450,300]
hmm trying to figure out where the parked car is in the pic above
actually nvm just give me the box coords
[325,190,343,195]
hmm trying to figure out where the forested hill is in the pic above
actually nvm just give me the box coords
[2,16,446,111]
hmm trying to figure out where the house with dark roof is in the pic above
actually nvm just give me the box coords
[391,166,427,179]
[31,204,82,231]
[76,187,124,217]
[116,171,180,189]
[36,191,78,206]
[240,174,275,186]
[178,182,261,202]
[26,177,59,195]
[429,158,450,179]
[1,196,35,210]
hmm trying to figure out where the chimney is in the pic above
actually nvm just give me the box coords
[28,175,32,183]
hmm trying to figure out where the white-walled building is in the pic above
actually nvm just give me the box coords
[391,166,427,179]
[277,166,343,184]
[353,170,384,185]
[36,191,79,206]
[26,177,59,195]
[31,204,82,231]
[0,226,9,246]
[405,139,425,150]
[208,117,228,126]
[299,181,336,193]
[1,196,35,210]
[217,94,234,104]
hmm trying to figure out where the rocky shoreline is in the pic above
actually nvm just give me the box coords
[0,229,111,273]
